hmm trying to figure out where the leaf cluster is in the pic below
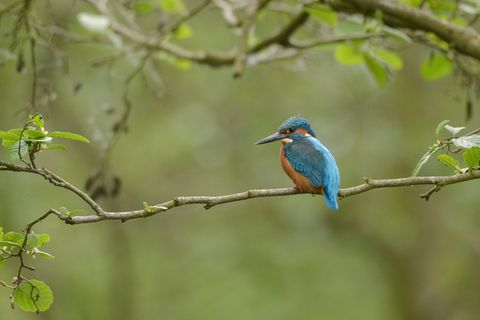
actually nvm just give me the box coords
[0,226,54,313]
[413,120,480,176]
[0,115,89,163]
[306,3,459,86]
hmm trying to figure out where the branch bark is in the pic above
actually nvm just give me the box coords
[1,160,479,225]
[329,0,480,60]
[78,0,480,75]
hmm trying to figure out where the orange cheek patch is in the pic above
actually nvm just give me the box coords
[295,128,308,135]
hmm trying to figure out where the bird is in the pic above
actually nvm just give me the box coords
[256,116,340,210]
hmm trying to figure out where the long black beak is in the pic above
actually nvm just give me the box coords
[255,132,287,145]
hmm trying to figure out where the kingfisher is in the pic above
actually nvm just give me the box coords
[256,116,340,210]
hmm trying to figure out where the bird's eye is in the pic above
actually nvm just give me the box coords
[287,128,295,133]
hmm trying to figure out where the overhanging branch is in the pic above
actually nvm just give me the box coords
[329,0,480,60]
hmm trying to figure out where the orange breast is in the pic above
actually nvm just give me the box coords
[279,145,323,194]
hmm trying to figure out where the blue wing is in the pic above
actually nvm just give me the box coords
[284,137,340,210]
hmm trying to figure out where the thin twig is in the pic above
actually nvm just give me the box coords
[0,160,105,215]
[86,51,152,200]
[10,209,62,313]
[20,0,38,112]
[250,11,309,53]
[233,0,259,77]
[213,0,240,26]
[289,33,385,49]
[163,0,211,34]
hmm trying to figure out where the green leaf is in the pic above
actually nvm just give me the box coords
[464,147,480,169]
[14,279,53,312]
[174,59,191,70]
[48,131,90,143]
[66,209,84,217]
[134,2,153,14]
[435,119,450,136]
[8,128,22,137]
[400,0,422,7]
[143,201,151,210]
[334,44,364,65]
[374,48,403,70]
[23,129,47,141]
[31,115,44,128]
[452,134,480,149]
[334,21,365,35]
[46,144,66,150]
[383,26,412,43]
[3,231,24,246]
[174,23,193,39]
[437,154,462,173]
[0,131,20,142]
[25,233,49,249]
[421,54,453,80]
[156,52,191,70]
[34,248,55,259]
[364,54,387,87]
[452,17,467,26]
[159,0,186,14]
[412,143,443,176]
[7,140,28,160]
[26,234,39,248]
[37,234,50,248]
[0,240,23,248]
[305,4,337,26]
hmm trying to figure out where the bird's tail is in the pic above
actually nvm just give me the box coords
[323,190,338,211]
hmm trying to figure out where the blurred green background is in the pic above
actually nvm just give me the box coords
[1,1,480,320]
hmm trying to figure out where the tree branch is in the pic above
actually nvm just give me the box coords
[84,0,310,69]
[233,0,259,77]
[250,11,309,53]
[329,0,480,60]
[0,160,105,215]
[1,159,479,225]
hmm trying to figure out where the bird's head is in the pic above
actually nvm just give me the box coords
[255,116,316,145]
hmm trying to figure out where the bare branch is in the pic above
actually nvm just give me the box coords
[164,0,211,34]
[1,159,479,225]
[61,170,480,224]
[233,0,259,78]
[0,160,105,215]
[86,51,153,200]
[84,0,236,66]
[213,0,240,26]
[289,33,385,49]
[250,11,309,53]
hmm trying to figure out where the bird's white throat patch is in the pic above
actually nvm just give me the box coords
[281,138,293,144]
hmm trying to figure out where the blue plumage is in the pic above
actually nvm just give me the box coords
[278,117,316,137]
[284,133,340,210]
[256,116,341,211]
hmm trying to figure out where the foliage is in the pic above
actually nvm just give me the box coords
[0,115,89,162]
[0,116,91,313]
[0,226,54,313]
[413,120,480,176]
[13,279,53,313]
[2,0,480,316]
